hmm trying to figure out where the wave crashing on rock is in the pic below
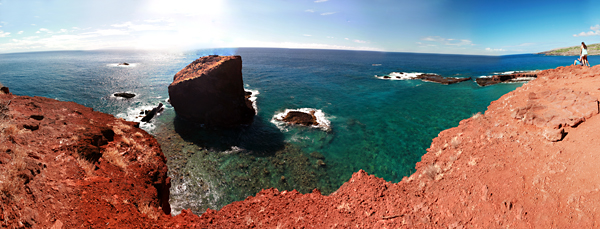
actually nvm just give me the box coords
[271,108,331,131]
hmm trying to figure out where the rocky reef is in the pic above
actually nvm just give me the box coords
[3,65,600,228]
[168,55,255,127]
[379,72,471,85]
[476,71,538,86]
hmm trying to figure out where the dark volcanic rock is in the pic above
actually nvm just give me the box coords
[168,55,255,127]
[416,74,471,85]
[282,111,318,126]
[141,103,164,122]
[476,72,538,86]
[118,62,130,66]
[113,92,136,99]
[0,82,8,95]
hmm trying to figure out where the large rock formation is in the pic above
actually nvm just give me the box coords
[168,55,255,127]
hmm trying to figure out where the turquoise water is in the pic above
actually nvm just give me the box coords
[0,48,590,214]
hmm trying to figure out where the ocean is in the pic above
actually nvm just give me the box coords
[0,48,591,215]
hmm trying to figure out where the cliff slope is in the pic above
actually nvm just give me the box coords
[0,93,204,228]
[187,65,600,228]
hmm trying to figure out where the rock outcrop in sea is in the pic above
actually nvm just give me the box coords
[168,55,255,127]
[3,65,600,228]
[476,71,538,86]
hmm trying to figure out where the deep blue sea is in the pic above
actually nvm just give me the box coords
[0,48,592,214]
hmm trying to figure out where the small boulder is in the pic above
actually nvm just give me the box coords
[543,128,564,142]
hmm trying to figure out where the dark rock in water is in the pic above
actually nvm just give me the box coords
[118,62,130,66]
[245,90,252,97]
[114,92,136,99]
[141,103,164,122]
[383,75,391,79]
[476,72,538,87]
[0,86,9,95]
[282,111,318,126]
[168,55,255,127]
[416,74,471,85]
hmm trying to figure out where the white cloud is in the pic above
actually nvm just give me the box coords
[111,21,175,32]
[485,48,506,52]
[518,42,535,47]
[353,39,368,44]
[344,38,349,40]
[39,28,50,33]
[82,29,130,36]
[303,34,312,37]
[234,39,383,52]
[314,0,328,2]
[0,31,10,37]
[305,9,315,13]
[31,24,36,26]
[35,31,40,34]
[574,24,600,37]
[17,31,24,35]
[321,12,336,16]
[326,36,334,38]
[420,36,474,46]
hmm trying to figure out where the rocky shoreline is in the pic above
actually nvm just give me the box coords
[2,65,600,228]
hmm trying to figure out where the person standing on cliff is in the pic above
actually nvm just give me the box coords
[581,42,590,67]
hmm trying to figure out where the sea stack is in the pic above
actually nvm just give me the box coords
[168,55,255,127]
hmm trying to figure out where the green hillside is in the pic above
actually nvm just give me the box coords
[538,43,600,56]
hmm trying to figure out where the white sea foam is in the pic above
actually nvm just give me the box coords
[271,108,331,131]
[375,72,428,80]
[169,172,221,216]
[245,89,259,114]
[116,104,164,132]
[372,64,382,66]
[509,77,537,82]
[106,63,138,67]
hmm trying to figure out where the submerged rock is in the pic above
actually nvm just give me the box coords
[416,74,471,85]
[168,55,255,127]
[118,62,130,66]
[113,92,136,99]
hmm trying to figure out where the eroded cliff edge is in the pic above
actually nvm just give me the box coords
[3,65,600,228]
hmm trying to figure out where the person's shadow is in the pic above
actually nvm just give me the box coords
[173,115,285,156]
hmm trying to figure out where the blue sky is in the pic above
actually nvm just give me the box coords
[0,0,599,55]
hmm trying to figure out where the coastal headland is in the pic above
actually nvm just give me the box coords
[538,43,600,56]
[2,65,600,228]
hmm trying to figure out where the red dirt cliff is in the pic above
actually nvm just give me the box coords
[2,65,600,228]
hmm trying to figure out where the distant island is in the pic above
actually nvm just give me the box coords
[538,43,600,56]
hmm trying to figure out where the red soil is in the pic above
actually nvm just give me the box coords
[2,65,600,228]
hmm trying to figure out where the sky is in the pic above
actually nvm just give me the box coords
[1,0,600,55]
